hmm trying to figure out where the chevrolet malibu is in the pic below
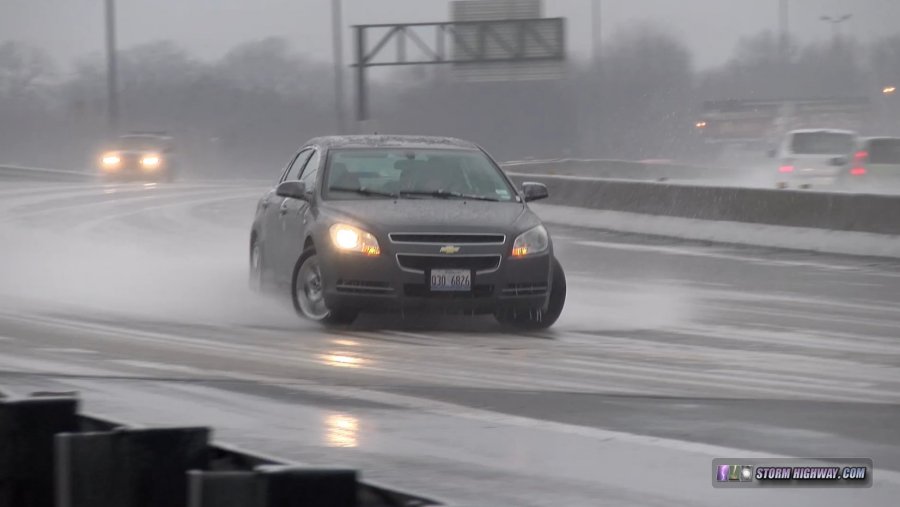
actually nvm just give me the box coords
[249,135,566,329]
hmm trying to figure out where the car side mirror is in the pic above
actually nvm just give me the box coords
[276,180,309,200]
[521,182,549,202]
[830,156,848,166]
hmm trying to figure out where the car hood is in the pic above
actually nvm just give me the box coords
[319,199,538,234]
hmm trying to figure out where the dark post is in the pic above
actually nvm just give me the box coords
[355,25,368,124]
[256,466,357,507]
[55,427,210,507]
[187,471,257,507]
[104,0,119,138]
[331,0,347,134]
[0,397,79,507]
[592,0,602,66]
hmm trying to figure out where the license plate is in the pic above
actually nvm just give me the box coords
[430,269,471,291]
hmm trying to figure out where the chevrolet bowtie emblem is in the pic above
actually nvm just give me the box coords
[439,245,460,254]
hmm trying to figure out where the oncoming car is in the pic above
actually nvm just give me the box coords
[249,135,566,329]
[98,133,177,182]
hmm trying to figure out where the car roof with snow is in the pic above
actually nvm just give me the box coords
[305,135,480,151]
[786,129,858,136]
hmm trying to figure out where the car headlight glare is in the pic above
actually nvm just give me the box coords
[140,155,161,169]
[330,224,380,256]
[101,154,120,168]
[511,225,549,257]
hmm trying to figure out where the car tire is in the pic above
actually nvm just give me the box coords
[291,249,358,326]
[495,256,566,330]
[249,239,264,292]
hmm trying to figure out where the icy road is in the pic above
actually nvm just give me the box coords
[0,180,899,506]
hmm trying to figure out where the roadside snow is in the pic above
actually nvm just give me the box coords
[532,204,900,259]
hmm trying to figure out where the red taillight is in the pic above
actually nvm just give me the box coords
[778,165,794,173]
[854,150,869,161]
[850,167,867,176]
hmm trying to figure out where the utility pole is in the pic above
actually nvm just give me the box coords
[104,0,119,139]
[778,0,789,59]
[331,0,347,134]
[591,0,602,68]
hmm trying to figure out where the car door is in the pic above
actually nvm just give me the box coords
[263,149,312,279]
[275,148,321,280]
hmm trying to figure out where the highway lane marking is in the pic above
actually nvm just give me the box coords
[0,186,232,224]
[703,301,900,333]
[66,189,260,234]
[575,239,900,276]
[2,310,897,405]
[109,359,209,375]
[668,322,900,357]
[4,308,894,390]
[37,347,97,354]
[568,274,900,321]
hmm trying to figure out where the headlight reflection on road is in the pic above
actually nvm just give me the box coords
[319,351,364,368]
[324,413,359,448]
[331,338,359,347]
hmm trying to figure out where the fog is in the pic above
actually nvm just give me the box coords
[1,1,899,176]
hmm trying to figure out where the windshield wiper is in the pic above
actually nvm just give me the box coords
[398,189,500,202]
[328,186,398,198]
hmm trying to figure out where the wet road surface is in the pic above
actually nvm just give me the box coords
[0,180,898,506]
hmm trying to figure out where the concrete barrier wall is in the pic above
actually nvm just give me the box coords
[0,165,94,182]
[502,159,728,181]
[508,173,900,236]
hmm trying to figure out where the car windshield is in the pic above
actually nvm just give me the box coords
[323,148,516,201]
[790,132,855,155]
[867,139,900,164]
[117,136,169,151]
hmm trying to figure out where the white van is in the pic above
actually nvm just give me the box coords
[773,129,857,189]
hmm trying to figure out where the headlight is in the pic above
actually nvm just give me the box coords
[101,154,120,168]
[140,155,161,169]
[511,225,549,257]
[329,223,380,256]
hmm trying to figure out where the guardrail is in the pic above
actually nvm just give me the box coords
[501,158,727,181]
[0,393,439,507]
[507,172,900,236]
[0,165,95,182]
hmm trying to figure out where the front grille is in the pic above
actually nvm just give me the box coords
[396,254,501,273]
[335,280,394,295]
[404,284,494,298]
[389,233,505,245]
[501,282,548,296]
[119,153,141,168]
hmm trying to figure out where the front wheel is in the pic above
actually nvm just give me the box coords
[249,239,264,292]
[495,256,566,330]
[291,250,357,325]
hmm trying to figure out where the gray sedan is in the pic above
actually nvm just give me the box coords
[249,135,566,328]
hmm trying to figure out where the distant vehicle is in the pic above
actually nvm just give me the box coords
[837,137,900,190]
[772,129,858,189]
[249,135,567,329]
[98,133,177,182]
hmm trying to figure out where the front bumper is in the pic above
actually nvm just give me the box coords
[318,242,552,314]
[100,155,170,181]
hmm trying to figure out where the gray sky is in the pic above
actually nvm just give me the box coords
[4,0,900,73]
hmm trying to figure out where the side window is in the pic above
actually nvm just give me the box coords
[283,150,312,182]
[299,151,321,188]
